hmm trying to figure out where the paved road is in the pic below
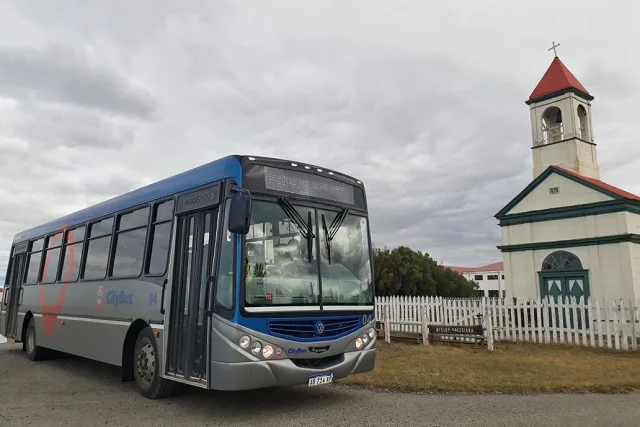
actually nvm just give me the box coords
[0,343,638,427]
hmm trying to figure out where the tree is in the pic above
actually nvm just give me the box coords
[373,245,478,297]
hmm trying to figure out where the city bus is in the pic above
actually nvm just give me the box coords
[0,155,376,398]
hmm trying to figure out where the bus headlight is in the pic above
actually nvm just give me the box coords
[262,345,274,359]
[251,341,262,355]
[367,328,376,340]
[355,337,364,349]
[239,335,251,349]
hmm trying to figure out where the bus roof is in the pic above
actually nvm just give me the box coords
[12,155,243,244]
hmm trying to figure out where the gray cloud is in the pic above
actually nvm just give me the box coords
[0,0,638,283]
[0,44,157,119]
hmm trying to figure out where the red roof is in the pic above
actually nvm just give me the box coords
[550,165,640,201]
[528,56,590,102]
[445,262,504,274]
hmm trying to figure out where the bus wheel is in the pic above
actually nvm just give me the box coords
[25,317,44,361]
[133,327,173,399]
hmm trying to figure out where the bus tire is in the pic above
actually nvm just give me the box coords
[25,317,45,361]
[133,326,173,399]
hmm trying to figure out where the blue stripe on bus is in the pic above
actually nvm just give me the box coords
[13,155,243,243]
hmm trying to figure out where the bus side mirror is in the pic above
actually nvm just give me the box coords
[228,192,251,234]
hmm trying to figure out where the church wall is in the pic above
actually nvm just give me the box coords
[589,243,635,299]
[501,212,626,246]
[507,173,613,215]
[532,143,577,179]
[504,243,637,300]
[630,243,640,299]
[503,251,537,298]
[626,211,640,234]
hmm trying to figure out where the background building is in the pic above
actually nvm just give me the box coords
[445,262,505,297]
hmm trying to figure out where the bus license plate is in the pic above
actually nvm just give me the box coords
[308,373,333,387]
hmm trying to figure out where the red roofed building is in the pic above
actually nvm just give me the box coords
[444,262,505,298]
[494,49,640,302]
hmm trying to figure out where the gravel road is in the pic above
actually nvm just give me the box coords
[0,343,638,427]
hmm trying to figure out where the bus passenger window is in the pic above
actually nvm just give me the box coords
[146,199,174,276]
[60,226,85,282]
[83,217,113,280]
[25,238,45,285]
[112,206,149,278]
[41,232,63,284]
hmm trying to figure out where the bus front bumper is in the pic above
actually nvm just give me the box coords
[209,348,376,391]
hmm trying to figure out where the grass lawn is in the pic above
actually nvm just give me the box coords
[336,340,640,393]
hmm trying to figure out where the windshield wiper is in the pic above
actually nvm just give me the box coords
[277,197,315,262]
[321,207,349,265]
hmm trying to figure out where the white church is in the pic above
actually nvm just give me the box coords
[495,51,640,302]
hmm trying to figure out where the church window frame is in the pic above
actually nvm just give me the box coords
[541,250,583,271]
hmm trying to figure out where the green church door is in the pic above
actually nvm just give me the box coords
[539,251,590,330]
[541,276,590,302]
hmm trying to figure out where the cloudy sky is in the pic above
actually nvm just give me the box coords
[1,0,639,284]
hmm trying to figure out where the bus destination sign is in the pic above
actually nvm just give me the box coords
[263,166,355,205]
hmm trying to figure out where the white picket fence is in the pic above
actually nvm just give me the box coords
[375,296,640,351]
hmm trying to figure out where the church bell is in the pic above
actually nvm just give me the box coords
[554,110,562,123]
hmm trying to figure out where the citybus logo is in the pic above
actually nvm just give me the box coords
[106,290,133,307]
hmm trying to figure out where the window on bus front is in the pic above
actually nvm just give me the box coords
[317,209,373,305]
[243,200,319,307]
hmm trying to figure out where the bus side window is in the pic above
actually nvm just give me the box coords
[146,199,174,276]
[111,206,150,278]
[41,232,63,284]
[59,226,85,282]
[25,238,45,285]
[83,217,114,281]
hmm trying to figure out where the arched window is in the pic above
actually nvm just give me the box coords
[541,250,583,271]
[577,105,589,140]
[541,106,564,144]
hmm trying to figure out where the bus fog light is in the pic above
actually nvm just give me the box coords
[251,341,262,355]
[239,335,251,349]
[367,328,376,340]
[355,337,364,349]
[262,345,274,359]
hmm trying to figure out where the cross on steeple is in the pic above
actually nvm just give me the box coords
[548,41,560,57]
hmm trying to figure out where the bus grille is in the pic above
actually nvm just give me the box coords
[268,316,361,340]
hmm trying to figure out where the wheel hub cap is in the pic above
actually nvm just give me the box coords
[136,343,155,386]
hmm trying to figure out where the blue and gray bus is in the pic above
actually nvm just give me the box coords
[1,155,376,398]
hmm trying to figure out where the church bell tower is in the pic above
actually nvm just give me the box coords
[526,42,600,179]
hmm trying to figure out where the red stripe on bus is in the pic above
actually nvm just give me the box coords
[39,224,73,338]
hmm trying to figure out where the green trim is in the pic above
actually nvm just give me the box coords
[497,233,640,253]
[498,200,640,226]
[494,166,629,219]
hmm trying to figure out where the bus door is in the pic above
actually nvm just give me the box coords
[164,184,220,386]
[3,243,28,339]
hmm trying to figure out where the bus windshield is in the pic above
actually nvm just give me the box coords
[243,199,373,308]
